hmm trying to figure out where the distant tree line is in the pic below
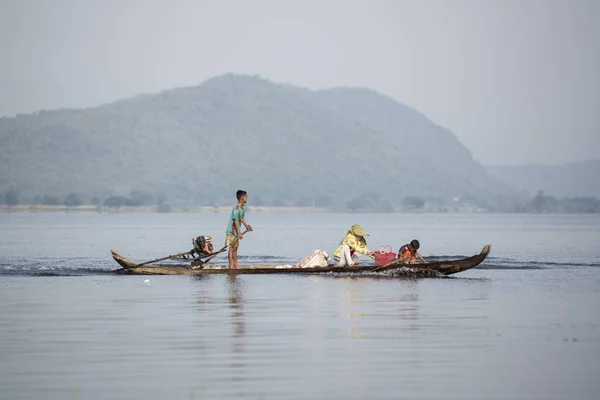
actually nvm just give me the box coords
[0,189,157,208]
[532,190,599,213]
[30,193,84,207]
[1,187,598,213]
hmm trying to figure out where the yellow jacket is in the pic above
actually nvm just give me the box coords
[334,230,374,259]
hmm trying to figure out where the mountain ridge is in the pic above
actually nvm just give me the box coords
[0,73,521,209]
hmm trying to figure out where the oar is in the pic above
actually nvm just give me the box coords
[133,246,229,268]
[371,261,399,272]
[372,258,429,272]
[133,250,196,268]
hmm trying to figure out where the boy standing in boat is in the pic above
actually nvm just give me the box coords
[226,190,253,269]
[333,224,375,267]
[398,239,428,264]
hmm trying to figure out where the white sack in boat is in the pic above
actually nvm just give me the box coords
[275,250,331,269]
[296,250,330,268]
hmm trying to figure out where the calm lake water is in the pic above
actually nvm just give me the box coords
[1,212,599,400]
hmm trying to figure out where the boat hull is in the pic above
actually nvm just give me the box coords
[111,245,491,276]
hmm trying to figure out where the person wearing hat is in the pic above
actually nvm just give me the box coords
[398,239,428,264]
[333,224,375,267]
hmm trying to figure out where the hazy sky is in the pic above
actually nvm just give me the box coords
[1,0,598,165]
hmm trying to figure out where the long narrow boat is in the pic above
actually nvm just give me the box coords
[111,245,491,276]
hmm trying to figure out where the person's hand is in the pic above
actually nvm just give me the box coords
[239,233,244,240]
[369,251,375,258]
[247,225,253,232]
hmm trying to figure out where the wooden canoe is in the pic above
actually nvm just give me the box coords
[111,244,491,276]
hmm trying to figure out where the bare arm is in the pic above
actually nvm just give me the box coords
[416,251,427,263]
[234,220,243,239]
[240,218,253,231]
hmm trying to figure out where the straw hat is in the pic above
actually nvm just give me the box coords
[350,224,369,237]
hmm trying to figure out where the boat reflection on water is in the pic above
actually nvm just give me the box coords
[341,277,366,340]
[227,275,246,343]
[226,274,247,386]
[397,280,420,329]
[192,275,214,312]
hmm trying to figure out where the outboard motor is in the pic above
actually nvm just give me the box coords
[190,235,214,257]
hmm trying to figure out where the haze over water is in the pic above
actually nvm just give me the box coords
[1,212,599,399]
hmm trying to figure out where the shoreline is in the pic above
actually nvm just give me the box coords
[0,205,589,214]
[0,205,331,214]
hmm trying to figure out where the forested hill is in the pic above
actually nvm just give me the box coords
[0,74,520,210]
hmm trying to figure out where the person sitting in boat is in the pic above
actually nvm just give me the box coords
[333,224,375,267]
[398,239,428,264]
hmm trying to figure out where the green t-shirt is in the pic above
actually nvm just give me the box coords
[225,204,246,237]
